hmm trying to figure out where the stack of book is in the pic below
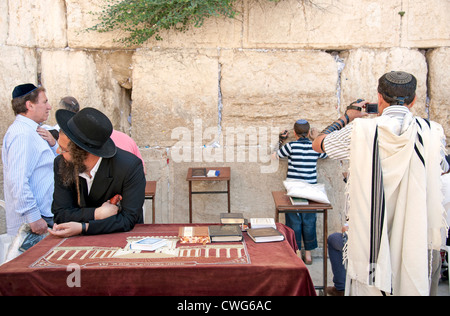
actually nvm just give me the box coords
[209,213,245,242]
[247,217,284,243]
[177,214,285,244]
[209,225,243,242]
[178,225,243,243]
[247,227,284,243]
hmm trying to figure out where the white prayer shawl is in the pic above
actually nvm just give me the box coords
[345,112,447,296]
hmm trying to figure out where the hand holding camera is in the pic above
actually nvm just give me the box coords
[345,99,378,122]
[347,99,378,114]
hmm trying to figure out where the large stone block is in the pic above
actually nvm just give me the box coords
[132,49,220,147]
[0,46,37,138]
[244,0,401,49]
[40,49,133,131]
[427,47,450,143]
[0,1,8,45]
[142,3,243,49]
[7,0,67,48]
[68,0,241,49]
[139,147,170,224]
[340,47,428,119]
[67,0,135,49]
[220,49,339,131]
[402,0,450,48]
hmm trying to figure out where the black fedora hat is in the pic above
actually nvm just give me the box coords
[56,107,117,158]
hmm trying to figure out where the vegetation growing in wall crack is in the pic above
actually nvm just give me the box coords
[88,0,284,46]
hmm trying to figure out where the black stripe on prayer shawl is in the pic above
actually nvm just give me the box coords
[414,118,426,168]
[369,126,386,286]
[414,144,425,167]
[417,132,423,146]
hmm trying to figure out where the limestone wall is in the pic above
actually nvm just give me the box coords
[0,0,449,247]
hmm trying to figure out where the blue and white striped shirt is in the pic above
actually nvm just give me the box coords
[2,115,58,235]
[277,138,327,183]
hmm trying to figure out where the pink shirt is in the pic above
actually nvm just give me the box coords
[110,130,145,169]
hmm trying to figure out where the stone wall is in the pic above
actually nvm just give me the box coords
[0,0,449,248]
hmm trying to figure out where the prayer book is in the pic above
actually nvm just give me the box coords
[249,218,276,229]
[220,213,245,225]
[209,225,243,242]
[191,168,207,177]
[20,232,48,252]
[289,196,309,205]
[247,227,285,243]
[179,226,211,244]
[207,169,220,177]
[130,237,167,251]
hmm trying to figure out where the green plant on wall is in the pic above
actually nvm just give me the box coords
[89,0,282,46]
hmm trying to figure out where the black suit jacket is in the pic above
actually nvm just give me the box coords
[52,148,146,235]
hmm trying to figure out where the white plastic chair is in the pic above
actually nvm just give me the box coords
[0,200,13,265]
[448,246,450,293]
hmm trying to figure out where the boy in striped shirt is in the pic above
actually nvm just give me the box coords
[276,119,327,264]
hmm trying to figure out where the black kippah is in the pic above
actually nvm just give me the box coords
[12,83,38,99]
[385,71,413,84]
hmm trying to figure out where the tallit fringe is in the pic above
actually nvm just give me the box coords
[342,169,351,268]
[440,140,449,237]
[427,125,448,250]
[342,236,349,269]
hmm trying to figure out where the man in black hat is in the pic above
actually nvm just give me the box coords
[48,107,146,237]
[2,84,57,237]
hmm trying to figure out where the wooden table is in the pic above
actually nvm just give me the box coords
[0,223,316,296]
[144,181,156,223]
[272,191,333,295]
[186,167,230,223]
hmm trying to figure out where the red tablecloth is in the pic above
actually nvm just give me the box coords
[0,223,315,296]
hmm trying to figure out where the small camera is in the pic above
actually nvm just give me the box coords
[365,103,378,114]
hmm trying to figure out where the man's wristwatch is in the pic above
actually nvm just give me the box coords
[346,99,364,112]
[346,104,362,112]
[81,222,87,235]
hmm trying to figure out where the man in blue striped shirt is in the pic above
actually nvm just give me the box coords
[2,84,58,236]
[277,119,327,264]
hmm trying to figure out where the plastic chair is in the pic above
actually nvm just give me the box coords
[0,200,13,265]
[448,246,450,293]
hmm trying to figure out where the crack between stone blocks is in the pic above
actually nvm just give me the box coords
[216,48,224,146]
[327,51,346,116]
[423,48,433,120]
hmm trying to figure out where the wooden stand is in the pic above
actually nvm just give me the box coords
[144,181,156,223]
[272,191,333,295]
[186,167,231,223]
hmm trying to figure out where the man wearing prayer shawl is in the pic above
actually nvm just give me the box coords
[313,71,449,296]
